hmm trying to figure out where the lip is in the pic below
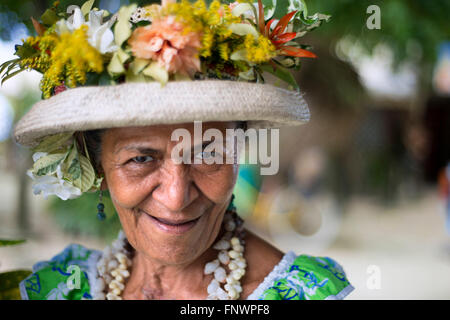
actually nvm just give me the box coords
[141,211,201,235]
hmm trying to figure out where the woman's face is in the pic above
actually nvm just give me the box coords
[100,122,240,266]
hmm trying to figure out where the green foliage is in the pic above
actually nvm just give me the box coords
[0,0,160,41]
[259,63,299,90]
[48,191,122,242]
[0,240,31,300]
[0,239,26,246]
[0,270,32,300]
[308,0,450,68]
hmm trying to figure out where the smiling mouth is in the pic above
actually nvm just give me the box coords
[152,216,200,226]
[142,211,201,234]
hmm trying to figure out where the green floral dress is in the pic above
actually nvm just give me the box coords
[19,244,353,300]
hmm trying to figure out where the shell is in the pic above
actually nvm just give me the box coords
[115,275,124,282]
[227,287,238,299]
[204,259,219,275]
[106,293,118,300]
[225,220,236,231]
[207,279,220,295]
[233,284,242,293]
[218,250,230,265]
[228,261,238,270]
[119,269,130,278]
[216,287,229,300]
[118,263,127,270]
[112,288,121,296]
[213,239,230,250]
[214,267,227,283]
[226,275,235,285]
[231,270,243,280]
[236,260,247,269]
[230,237,240,247]
[228,250,240,259]
[107,259,119,271]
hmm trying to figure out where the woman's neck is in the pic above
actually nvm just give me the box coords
[122,245,218,300]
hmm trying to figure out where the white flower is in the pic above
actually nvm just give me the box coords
[56,5,118,54]
[27,152,82,201]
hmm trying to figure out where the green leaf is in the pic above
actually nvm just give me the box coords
[0,270,32,300]
[98,72,112,86]
[230,49,250,62]
[260,63,299,90]
[33,132,74,153]
[125,71,149,83]
[81,0,96,17]
[231,3,256,18]
[0,59,19,75]
[229,23,259,37]
[32,153,67,176]
[92,176,103,190]
[130,58,150,75]
[68,158,82,181]
[0,239,26,247]
[65,144,95,192]
[1,68,25,85]
[41,9,60,26]
[107,48,130,76]
[114,4,137,47]
[15,43,37,59]
[261,0,276,19]
[79,155,96,192]
[239,68,256,80]
[143,62,169,85]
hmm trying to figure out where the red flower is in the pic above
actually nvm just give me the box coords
[257,0,316,59]
[53,83,67,95]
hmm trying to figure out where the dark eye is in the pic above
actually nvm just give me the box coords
[132,156,154,164]
[196,151,215,159]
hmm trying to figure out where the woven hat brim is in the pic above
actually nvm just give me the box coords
[14,80,310,147]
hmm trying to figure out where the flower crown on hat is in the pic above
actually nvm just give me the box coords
[1,0,329,98]
[1,0,329,201]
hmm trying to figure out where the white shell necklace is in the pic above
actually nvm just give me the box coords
[91,208,247,300]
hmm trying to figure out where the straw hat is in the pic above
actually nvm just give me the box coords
[3,0,330,147]
[13,80,309,147]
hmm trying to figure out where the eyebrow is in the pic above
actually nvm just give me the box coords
[115,140,215,155]
[114,144,158,155]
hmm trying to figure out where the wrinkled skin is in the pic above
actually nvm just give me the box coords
[100,122,283,299]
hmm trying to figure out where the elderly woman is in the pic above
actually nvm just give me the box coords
[4,0,353,300]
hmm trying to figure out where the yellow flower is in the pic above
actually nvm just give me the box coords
[243,34,276,64]
[41,25,104,98]
[218,42,230,61]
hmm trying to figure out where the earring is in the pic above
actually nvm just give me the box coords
[227,194,236,212]
[97,190,106,221]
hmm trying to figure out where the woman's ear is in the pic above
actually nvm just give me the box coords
[100,176,108,191]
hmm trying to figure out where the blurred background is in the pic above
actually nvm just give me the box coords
[1,0,450,299]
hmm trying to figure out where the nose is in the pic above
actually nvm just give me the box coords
[151,160,199,212]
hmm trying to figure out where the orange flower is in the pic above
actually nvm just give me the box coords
[257,0,317,59]
[128,16,202,76]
